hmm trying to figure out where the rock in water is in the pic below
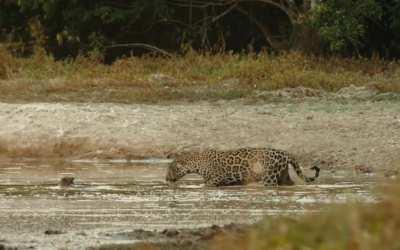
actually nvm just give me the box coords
[60,177,74,187]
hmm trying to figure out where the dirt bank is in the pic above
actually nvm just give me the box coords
[87,224,247,250]
[0,99,400,170]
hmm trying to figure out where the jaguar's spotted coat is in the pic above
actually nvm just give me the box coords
[166,148,320,186]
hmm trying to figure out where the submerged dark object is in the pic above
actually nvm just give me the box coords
[59,177,75,187]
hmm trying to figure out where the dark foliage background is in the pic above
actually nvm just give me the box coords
[1,0,399,59]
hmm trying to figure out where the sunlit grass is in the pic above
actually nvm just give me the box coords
[1,46,399,103]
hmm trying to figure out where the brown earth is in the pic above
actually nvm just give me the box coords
[87,224,247,250]
[0,93,400,172]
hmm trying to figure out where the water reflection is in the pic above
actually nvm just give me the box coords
[0,160,378,231]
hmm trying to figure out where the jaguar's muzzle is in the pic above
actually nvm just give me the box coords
[166,166,177,182]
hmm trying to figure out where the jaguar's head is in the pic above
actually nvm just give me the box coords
[166,153,193,182]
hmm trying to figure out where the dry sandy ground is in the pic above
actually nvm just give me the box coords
[0,98,399,172]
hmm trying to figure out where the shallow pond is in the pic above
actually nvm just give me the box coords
[0,159,380,249]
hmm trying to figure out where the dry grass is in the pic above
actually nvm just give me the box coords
[1,46,400,103]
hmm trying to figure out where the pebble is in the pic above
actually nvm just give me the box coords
[354,165,373,174]
[44,230,64,235]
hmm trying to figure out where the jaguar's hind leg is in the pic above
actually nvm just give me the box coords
[278,167,294,186]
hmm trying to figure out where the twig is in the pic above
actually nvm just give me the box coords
[106,43,173,57]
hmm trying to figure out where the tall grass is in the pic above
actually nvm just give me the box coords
[1,46,399,103]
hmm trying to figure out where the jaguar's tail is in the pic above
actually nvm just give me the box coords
[289,159,320,183]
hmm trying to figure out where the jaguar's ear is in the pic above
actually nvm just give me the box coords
[166,152,177,159]
[165,148,176,159]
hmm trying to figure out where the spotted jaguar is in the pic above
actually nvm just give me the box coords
[166,148,320,186]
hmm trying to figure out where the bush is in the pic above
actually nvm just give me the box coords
[310,0,400,58]
[2,1,400,59]
[310,0,382,54]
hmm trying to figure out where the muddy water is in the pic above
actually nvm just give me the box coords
[0,160,379,249]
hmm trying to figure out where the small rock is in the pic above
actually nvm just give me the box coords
[131,229,155,239]
[277,87,324,98]
[44,230,63,235]
[336,85,377,99]
[0,245,18,250]
[384,169,399,178]
[148,73,176,86]
[59,177,74,187]
[162,229,179,237]
[354,164,373,174]
[220,78,240,88]
[200,229,217,240]
[257,110,272,115]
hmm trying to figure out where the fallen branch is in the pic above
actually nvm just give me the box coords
[106,43,173,57]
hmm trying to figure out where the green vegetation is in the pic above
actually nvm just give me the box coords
[310,0,382,53]
[1,0,400,58]
[309,0,400,57]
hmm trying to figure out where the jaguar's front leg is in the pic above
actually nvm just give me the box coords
[262,172,279,187]
[205,178,224,187]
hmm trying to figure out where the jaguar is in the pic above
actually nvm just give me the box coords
[166,148,320,186]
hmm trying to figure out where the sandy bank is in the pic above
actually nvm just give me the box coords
[0,100,399,170]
